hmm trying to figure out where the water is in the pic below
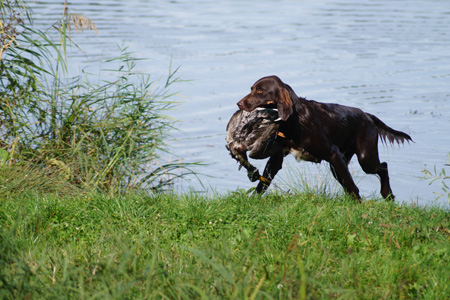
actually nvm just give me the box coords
[29,0,450,206]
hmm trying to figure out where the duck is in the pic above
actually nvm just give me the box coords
[225,108,282,183]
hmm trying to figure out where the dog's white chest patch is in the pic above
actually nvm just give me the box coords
[288,147,320,163]
[290,148,309,162]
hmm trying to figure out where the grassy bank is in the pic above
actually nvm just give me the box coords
[1,191,449,299]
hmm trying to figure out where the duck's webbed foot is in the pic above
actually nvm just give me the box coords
[240,159,272,185]
[245,163,261,182]
[232,153,260,182]
[227,142,271,184]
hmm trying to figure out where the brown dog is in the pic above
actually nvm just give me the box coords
[228,75,412,201]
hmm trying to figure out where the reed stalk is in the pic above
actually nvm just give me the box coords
[0,0,198,195]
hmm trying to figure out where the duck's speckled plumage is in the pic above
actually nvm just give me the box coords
[225,108,281,181]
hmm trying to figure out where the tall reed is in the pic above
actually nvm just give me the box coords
[0,0,197,195]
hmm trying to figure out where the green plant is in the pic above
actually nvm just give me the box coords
[422,153,450,204]
[0,0,197,194]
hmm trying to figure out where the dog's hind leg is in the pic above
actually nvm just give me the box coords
[377,162,394,200]
[255,152,284,193]
[359,157,394,200]
[355,130,394,200]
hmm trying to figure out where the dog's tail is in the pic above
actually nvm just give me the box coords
[367,113,413,145]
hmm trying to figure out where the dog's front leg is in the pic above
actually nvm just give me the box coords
[255,152,284,193]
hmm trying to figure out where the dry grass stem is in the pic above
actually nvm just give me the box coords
[68,14,98,33]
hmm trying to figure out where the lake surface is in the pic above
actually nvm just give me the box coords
[30,0,450,206]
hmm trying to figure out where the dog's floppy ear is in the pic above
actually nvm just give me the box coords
[276,86,294,121]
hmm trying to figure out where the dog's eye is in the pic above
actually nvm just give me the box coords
[256,89,263,94]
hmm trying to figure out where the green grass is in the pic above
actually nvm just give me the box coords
[1,191,449,299]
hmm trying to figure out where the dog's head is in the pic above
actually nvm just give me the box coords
[237,75,294,121]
